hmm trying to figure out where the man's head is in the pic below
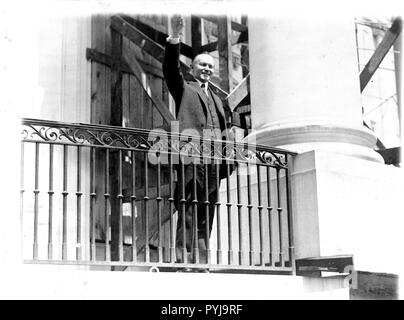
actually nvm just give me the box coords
[191,53,215,83]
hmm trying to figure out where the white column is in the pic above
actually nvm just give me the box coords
[247,17,383,163]
[242,17,404,275]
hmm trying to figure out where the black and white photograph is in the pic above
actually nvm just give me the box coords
[0,0,403,302]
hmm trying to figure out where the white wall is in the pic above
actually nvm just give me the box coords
[292,149,404,276]
[19,14,92,262]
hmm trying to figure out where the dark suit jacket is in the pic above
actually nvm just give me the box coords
[163,42,234,201]
[163,42,227,136]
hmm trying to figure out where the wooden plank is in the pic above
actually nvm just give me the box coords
[226,75,249,111]
[119,14,193,59]
[87,48,164,79]
[217,16,233,93]
[240,15,249,78]
[198,15,248,33]
[86,48,133,75]
[363,121,386,149]
[144,75,153,129]
[235,104,251,115]
[128,75,140,128]
[109,27,123,262]
[111,15,166,64]
[360,18,402,92]
[138,60,164,78]
[151,76,165,128]
[393,32,401,137]
[122,73,130,127]
[91,16,110,125]
[199,31,248,53]
[122,45,175,125]
[122,38,131,128]
[91,15,108,243]
[110,28,123,126]
[191,15,202,57]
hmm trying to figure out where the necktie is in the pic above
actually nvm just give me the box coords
[201,83,208,95]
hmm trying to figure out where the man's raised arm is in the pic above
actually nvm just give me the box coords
[163,15,185,110]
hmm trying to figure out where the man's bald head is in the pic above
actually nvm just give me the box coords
[191,53,215,83]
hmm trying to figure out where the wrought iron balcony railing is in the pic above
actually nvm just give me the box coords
[21,118,296,274]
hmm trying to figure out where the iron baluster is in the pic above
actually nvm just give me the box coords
[156,151,163,263]
[215,155,222,265]
[285,156,296,274]
[90,147,96,261]
[20,141,25,259]
[131,150,137,263]
[276,167,284,267]
[76,146,82,261]
[33,143,40,260]
[48,144,54,260]
[267,166,274,267]
[236,159,243,265]
[62,145,68,260]
[257,164,265,266]
[226,152,233,266]
[144,152,150,263]
[246,160,254,266]
[204,162,210,265]
[168,139,175,263]
[104,149,111,262]
[118,150,124,262]
[180,157,187,264]
[192,162,199,264]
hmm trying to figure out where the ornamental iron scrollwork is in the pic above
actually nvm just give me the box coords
[22,124,154,150]
[21,119,292,169]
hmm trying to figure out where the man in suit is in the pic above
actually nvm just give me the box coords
[163,15,236,265]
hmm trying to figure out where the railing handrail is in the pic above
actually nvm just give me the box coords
[20,117,296,273]
[21,118,297,155]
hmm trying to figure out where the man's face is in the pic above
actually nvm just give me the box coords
[191,54,215,83]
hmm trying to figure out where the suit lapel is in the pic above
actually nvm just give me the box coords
[188,81,226,125]
[189,81,209,109]
[209,86,225,120]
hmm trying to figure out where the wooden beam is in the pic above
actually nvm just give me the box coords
[87,47,175,125]
[87,48,228,115]
[191,15,202,57]
[231,21,248,33]
[226,75,250,111]
[87,48,164,78]
[110,30,123,126]
[198,15,248,33]
[235,104,251,115]
[111,15,166,64]
[363,121,386,149]
[360,18,402,92]
[110,28,123,262]
[240,15,249,78]
[119,14,193,59]
[217,16,233,93]
[122,46,175,124]
[393,29,401,138]
[87,48,133,74]
[111,16,198,85]
[199,31,248,53]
